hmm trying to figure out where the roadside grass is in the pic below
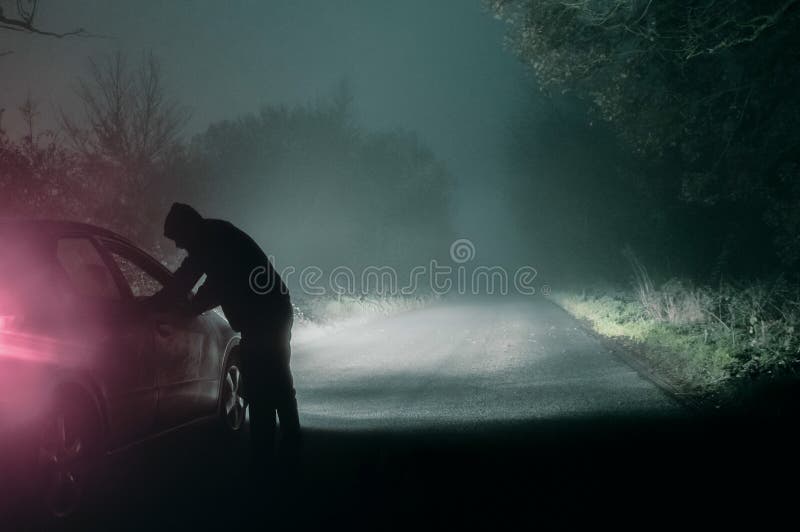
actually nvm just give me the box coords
[553,290,734,391]
[551,257,800,405]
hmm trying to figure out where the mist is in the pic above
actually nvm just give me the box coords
[3,2,800,526]
[2,0,534,275]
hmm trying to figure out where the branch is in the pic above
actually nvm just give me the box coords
[684,0,800,59]
[0,1,88,38]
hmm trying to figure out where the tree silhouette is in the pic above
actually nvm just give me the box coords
[491,0,800,271]
[1,0,88,55]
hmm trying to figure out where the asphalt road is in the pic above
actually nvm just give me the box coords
[7,298,797,530]
[293,298,683,429]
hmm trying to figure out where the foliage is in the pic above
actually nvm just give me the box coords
[2,54,189,254]
[0,121,84,219]
[0,122,171,257]
[55,52,189,246]
[554,277,800,392]
[3,59,454,270]
[491,0,800,272]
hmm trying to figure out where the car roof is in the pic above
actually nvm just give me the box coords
[0,219,138,247]
[0,219,173,280]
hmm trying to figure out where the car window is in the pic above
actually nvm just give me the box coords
[56,238,120,300]
[109,251,163,299]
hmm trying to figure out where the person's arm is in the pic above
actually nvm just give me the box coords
[189,279,221,315]
[147,255,204,309]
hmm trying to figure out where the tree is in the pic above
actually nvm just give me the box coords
[0,97,84,221]
[1,52,189,254]
[186,89,454,274]
[490,0,800,273]
[1,0,88,55]
[0,0,86,36]
[59,52,189,245]
[61,52,188,182]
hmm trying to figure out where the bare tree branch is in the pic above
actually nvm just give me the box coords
[60,51,190,193]
[0,0,88,38]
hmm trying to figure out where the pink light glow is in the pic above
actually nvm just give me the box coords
[0,328,90,366]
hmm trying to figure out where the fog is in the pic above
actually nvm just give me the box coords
[3,5,800,524]
[4,0,796,286]
[2,0,532,273]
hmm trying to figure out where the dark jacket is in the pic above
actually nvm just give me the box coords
[162,219,291,333]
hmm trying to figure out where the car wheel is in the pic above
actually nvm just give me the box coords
[36,393,102,520]
[221,349,247,432]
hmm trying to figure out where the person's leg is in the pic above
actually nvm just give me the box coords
[273,334,301,443]
[248,386,277,462]
[240,337,277,473]
[275,368,300,441]
[270,357,301,500]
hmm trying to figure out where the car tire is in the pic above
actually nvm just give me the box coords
[35,391,103,523]
[220,347,248,434]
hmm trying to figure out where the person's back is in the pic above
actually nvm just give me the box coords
[192,218,291,333]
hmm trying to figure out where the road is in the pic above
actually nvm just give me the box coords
[293,298,682,429]
[7,298,795,530]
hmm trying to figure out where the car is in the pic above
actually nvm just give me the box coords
[0,220,245,519]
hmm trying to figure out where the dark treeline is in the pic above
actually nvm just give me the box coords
[182,84,454,273]
[492,0,800,283]
[1,54,454,275]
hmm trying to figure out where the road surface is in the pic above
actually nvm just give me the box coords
[8,298,795,530]
[293,298,682,429]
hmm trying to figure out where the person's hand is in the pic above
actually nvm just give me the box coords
[140,290,169,313]
[175,295,198,317]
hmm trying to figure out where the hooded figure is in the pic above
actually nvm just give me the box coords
[155,202,300,462]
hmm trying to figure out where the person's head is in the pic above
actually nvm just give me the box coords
[164,202,203,250]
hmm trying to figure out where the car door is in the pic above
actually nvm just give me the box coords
[99,239,218,430]
[54,235,157,448]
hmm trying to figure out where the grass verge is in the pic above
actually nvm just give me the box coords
[551,276,800,412]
